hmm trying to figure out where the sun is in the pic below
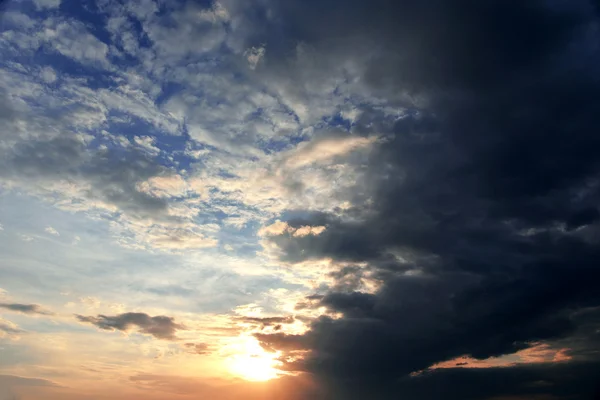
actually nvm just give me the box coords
[226,336,282,381]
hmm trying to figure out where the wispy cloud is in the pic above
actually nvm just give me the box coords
[0,303,53,316]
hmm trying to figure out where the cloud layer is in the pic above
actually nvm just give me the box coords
[1,0,600,399]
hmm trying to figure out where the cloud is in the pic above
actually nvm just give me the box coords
[0,303,53,316]
[137,175,188,198]
[184,342,210,355]
[76,312,185,340]
[245,46,266,70]
[44,226,60,236]
[282,134,377,169]
[259,220,325,237]
[39,66,57,84]
[133,136,160,156]
[0,318,22,338]
[43,19,110,68]
[1,1,600,399]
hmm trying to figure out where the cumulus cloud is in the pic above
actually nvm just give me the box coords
[76,312,185,340]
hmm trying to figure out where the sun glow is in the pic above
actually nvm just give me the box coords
[226,336,282,381]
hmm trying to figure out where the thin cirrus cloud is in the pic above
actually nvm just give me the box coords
[0,0,600,399]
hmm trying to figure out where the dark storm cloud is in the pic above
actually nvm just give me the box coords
[246,0,600,398]
[76,312,185,340]
[0,303,52,315]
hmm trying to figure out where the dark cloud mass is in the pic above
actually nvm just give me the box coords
[247,0,600,399]
[76,312,184,340]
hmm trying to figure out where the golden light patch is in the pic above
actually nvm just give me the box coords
[225,336,282,382]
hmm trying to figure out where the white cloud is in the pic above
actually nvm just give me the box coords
[40,66,57,83]
[133,136,160,155]
[283,135,378,169]
[43,20,110,68]
[19,234,34,242]
[293,225,327,237]
[45,226,60,236]
[258,220,326,238]
[137,175,188,198]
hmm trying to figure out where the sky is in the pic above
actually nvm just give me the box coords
[1,0,600,399]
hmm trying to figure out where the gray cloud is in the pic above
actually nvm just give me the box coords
[3,136,170,219]
[0,303,53,316]
[76,312,185,340]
